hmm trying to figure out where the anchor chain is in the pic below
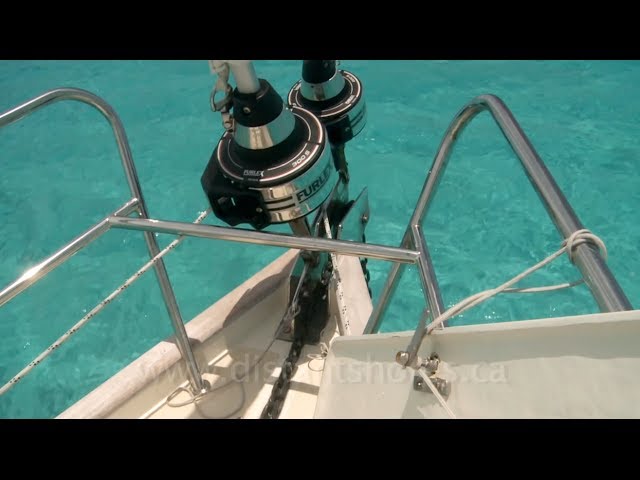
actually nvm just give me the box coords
[260,271,331,419]
[260,196,371,418]
[259,336,304,419]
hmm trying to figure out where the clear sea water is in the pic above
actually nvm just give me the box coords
[1,60,639,418]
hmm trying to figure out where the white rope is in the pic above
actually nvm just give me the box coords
[415,368,457,419]
[425,229,606,334]
[166,334,279,409]
[164,286,304,416]
[412,229,606,419]
[164,326,287,419]
[0,209,212,397]
[307,341,330,372]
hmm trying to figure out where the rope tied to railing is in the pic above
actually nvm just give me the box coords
[424,229,608,335]
[410,229,608,419]
[563,228,607,264]
[0,208,212,398]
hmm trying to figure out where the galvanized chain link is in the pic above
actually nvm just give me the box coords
[260,335,305,419]
[261,275,316,418]
[260,195,371,418]
[260,258,334,419]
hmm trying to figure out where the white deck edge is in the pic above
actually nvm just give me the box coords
[58,249,299,419]
[361,309,640,343]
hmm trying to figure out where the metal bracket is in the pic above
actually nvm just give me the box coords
[317,178,350,235]
[337,187,369,242]
[412,354,450,397]
[277,259,310,343]
[413,375,450,398]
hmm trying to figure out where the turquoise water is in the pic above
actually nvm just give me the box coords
[1,60,640,418]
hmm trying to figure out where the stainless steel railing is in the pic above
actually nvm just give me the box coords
[0,88,632,397]
[0,87,422,395]
[0,88,205,392]
[363,93,632,334]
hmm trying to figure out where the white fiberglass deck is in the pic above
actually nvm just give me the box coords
[58,250,373,419]
[315,309,640,419]
[59,246,640,419]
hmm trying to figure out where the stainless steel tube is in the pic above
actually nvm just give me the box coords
[0,88,205,392]
[0,199,139,308]
[363,248,408,334]
[107,216,420,264]
[364,227,445,335]
[369,93,631,333]
[410,225,445,319]
[480,95,631,311]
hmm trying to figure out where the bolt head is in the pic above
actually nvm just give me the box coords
[396,351,410,366]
